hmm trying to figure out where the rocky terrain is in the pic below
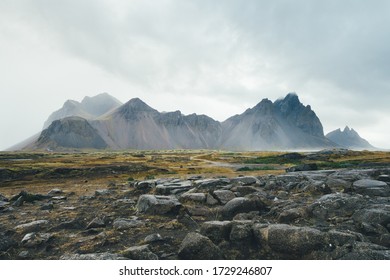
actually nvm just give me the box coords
[1,155,390,260]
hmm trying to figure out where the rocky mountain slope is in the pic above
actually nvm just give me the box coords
[221,93,334,150]
[43,93,122,129]
[17,93,339,151]
[326,126,374,150]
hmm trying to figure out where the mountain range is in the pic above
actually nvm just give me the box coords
[13,92,374,151]
[326,126,374,150]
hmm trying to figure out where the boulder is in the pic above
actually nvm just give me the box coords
[86,217,106,229]
[222,196,266,220]
[121,245,158,260]
[156,180,193,195]
[229,221,253,243]
[21,232,53,248]
[113,217,144,230]
[213,190,236,205]
[136,195,181,215]
[200,221,233,244]
[308,193,365,221]
[179,192,206,203]
[255,224,326,256]
[231,176,258,186]
[352,207,390,227]
[14,220,50,234]
[352,179,390,196]
[178,232,222,260]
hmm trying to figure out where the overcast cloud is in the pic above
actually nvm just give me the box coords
[1,0,389,150]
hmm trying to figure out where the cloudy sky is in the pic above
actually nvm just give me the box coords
[1,0,389,150]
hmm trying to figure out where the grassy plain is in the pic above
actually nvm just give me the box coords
[1,149,390,196]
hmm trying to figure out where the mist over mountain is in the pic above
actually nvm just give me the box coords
[13,92,368,151]
[326,126,375,150]
[221,93,333,150]
[43,93,122,129]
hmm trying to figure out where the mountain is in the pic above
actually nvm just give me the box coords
[326,126,374,150]
[43,93,122,129]
[15,93,340,151]
[220,93,334,150]
[30,117,108,150]
[93,98,222,149]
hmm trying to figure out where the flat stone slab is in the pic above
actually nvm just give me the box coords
[353,179,390,196]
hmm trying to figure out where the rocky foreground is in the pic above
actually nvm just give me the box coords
[1,167,390,260]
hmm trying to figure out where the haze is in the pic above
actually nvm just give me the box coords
[1,0,389,150]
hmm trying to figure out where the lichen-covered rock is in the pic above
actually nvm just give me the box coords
[200,221,232,244]
[121,245,158,260]
[14,220,50,234]
[178,232,222,260]
[136,195,181,215]
[254,224,326,256]
[113,217,144,230]
[213,190,236,205]
[307,193,364,221]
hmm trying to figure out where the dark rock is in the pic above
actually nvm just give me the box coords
[352,179,390,196]
[14,220,50,234]
[178,232,222,260]
[255,224,326,256]
[10,191,49,203]
[60,252,127,260]
[0,200,10,211]
[213,190,236,205]
[180,192,206,203]
[194,178,231,190]
[308,193,365,221]
[0,232,16,253]
[121,245,158,260]
[229,221,253,244]
[286,163,318,172]
[352,207,390,227]
[40,202,54,210]
[135,180,156,192]
[279,152,305,160]
[200,221,233,244]
[231,176,258,186]
[339,242,390,260]
[144,233,164,243]
[51,218,85,230]
[156,180,193,195]
[18,251,30,259]
[113,217,144,230]
[21,232,53,248]
[86,217,106,229]
[206,194,219,205]
[278,208,305,223]
[0,193,8,201]
[136,195,181,215]
[231,185,261,196]
[113,198,136,206]
[47,189,63,196]
[222,196,267,220]
[378,175,390,183]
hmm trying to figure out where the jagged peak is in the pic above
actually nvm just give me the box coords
[81,92,120,104]
[63,99,80,108]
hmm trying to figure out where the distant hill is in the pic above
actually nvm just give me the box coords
[326,126,375,150]
[43,92,122,129]
[14,92,341,151]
